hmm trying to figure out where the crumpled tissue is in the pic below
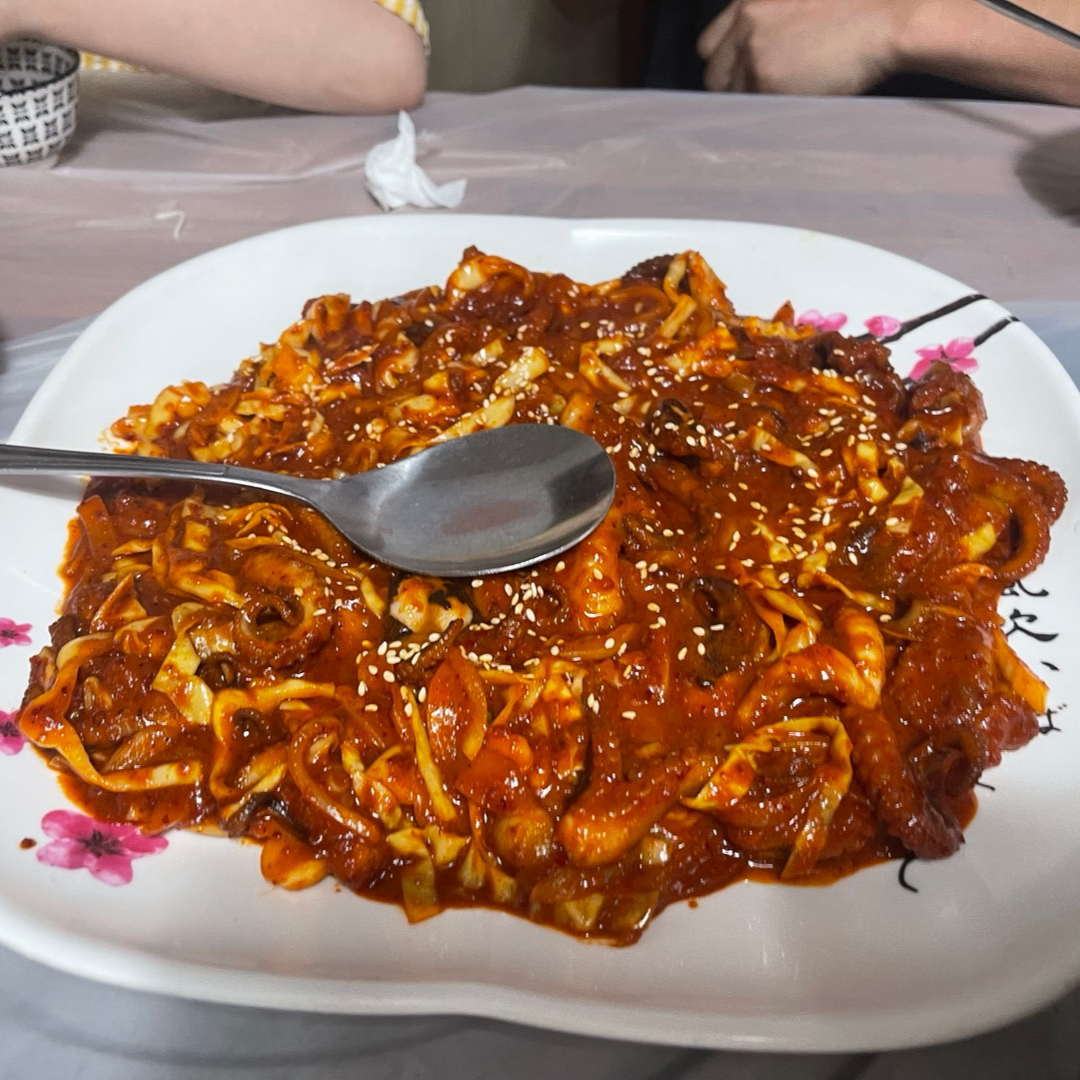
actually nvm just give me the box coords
[363,111,466,212]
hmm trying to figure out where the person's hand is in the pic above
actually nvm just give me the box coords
[697,0,917,94]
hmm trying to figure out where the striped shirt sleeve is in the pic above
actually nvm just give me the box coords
[373,0,430,51]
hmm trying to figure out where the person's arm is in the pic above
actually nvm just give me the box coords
[0,0,426,113]
[697,0,1080,105]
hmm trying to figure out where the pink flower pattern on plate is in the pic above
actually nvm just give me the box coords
[0,618,31,648]
[864,314,902,338]
[36,810,168,886]
[785,310,978,382]
[795,309,848,332]
[909,337,978,382]
[0,708,25,756]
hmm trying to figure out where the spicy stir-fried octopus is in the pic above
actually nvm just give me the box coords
[19,249,1065,943]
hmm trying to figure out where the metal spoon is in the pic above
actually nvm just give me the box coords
[0,425,616,577]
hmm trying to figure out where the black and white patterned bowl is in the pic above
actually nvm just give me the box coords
[0,39,79,167]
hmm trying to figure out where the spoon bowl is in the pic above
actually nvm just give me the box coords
[0,425,616,577]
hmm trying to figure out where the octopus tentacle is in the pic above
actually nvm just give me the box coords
[817,790,878,862]
[844,707,962,859]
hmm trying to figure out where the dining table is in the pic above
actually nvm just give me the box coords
[2,71,1080,1080]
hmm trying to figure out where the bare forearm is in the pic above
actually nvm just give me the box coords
[3,0,426,113]
[698,0,1080,103]
[897,0,1080,105]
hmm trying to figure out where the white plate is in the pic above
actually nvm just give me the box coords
[2,215,1079,1053]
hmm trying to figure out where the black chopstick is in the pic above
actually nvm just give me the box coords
[977,0,1080,51]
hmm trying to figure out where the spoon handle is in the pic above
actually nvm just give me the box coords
[0,442,319,505]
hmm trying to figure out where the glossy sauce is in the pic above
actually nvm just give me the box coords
[19,249,1064,943]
